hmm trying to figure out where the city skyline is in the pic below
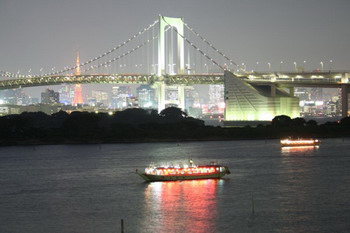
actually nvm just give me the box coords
[1,0,349,121]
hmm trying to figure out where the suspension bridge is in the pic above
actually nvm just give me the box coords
[1,15,350,122]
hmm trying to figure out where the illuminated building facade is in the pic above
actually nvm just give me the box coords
[224,71,299,123]
[0,89,29,105]
[111,86,132,109]
[137,85,155,108]
[209,84,225,114]
[59,85,75,105]
[91,90,109,107]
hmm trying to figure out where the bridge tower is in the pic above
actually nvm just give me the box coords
[73,52,83,105]
[156,15,185,112]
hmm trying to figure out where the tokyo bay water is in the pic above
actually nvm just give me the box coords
[0,139,349,233]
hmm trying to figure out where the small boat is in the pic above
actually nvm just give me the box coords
[280,138,320,147]
[136,160,230,182]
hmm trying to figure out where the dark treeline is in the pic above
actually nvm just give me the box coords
[1,107,350,145]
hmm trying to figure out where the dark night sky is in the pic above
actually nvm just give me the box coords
[1,0,349,97]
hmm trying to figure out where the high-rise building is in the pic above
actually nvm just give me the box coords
[209,84,224,113]
[92,90,109,106]
[184,87,197,110]
[294,88,311,101]
[59,85,75,105]
[111,86,132,109]
[209,85,224,104]
[310,88,323,101]
[41,89,59,104]
[137,85,155,108]
[0,89,29,105]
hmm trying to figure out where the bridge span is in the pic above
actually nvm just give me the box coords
[1,15,350,120]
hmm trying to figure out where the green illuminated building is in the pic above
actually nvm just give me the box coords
[224,71,300,123]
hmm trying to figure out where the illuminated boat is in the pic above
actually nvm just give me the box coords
[136,161,230,182]
[280,138,320,147]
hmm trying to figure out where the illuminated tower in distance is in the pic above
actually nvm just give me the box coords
[73,52,83,105]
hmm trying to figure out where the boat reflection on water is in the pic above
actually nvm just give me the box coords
[142,179,222,233]
[281,145,319,153]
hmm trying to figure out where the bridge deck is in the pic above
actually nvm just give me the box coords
[0,72,349,89]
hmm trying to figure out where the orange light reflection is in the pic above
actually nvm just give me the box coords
[142,179,220,233]
[282,145,319,153]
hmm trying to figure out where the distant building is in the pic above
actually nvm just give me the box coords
[137,85,155,108]
[92,90,108,107]
[185,87,198,112]
[0,89,29,105]
[294,88,311,101]
[59,85,75,105]
[0,105,21,116]
[41,89,59,104]
[209,85,224,103]
[127,97,139,108]
[30,98,40,105]
[310,88,323,101]
[111,86,132,109]
[209,85,224,114]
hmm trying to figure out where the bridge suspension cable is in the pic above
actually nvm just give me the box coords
[80,25,173,74]
[0,20,159,79]
[162,17,225,71]
[182,20,238,68]
[81,36,155,73]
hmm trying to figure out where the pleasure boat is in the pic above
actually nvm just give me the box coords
[136,160,230,182]
[280,138,320,147]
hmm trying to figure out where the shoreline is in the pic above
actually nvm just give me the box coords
[0,135,348,147]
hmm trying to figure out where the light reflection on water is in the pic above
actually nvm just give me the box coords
[142,179,223,233]
[281,145,319,154]
[1,139,350,233]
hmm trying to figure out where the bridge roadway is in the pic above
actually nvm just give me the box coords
[0,73,225,89]
[0,71,349,89]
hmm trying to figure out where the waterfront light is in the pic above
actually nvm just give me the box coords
[280,61,283,72]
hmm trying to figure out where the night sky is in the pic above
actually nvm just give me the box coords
[1,0,349,97]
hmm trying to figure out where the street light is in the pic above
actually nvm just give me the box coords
[303,61,306,72]
[204,63,208,73]
[329,60,333,71]
[320,61,324,72]
[256,62,259,72]
[280,61,283,72]
[241,63,246,72]
[268,62,271,71]
[293,62,297,72]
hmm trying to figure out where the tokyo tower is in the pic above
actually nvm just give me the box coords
[73,52,83,105]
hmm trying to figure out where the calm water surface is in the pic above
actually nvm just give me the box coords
[0,139,350,233]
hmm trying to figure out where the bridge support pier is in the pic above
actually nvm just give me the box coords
[342,85,349,118]
[177,85,185,110]
[289,87,295,96]
[271,84,276,97]
[155,82,166,113]
[342,73,349,84]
